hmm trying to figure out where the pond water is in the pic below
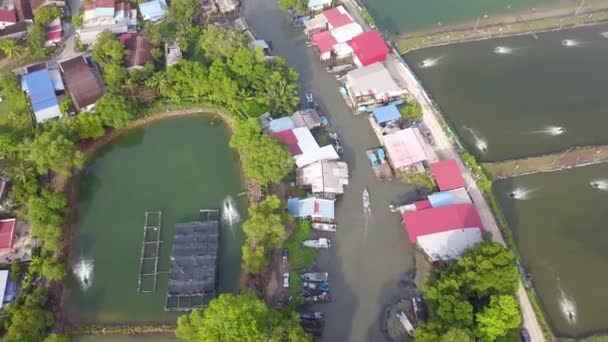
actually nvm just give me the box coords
[65,115,246,324]
[404,24,608,162]
[361,0,567,36]
[494,163,608,337]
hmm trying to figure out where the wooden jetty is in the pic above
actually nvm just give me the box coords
[137,211,162,293]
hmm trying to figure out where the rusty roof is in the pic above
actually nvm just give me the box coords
[59,56,104,110]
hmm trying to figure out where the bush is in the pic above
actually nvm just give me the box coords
[284,220,316,297]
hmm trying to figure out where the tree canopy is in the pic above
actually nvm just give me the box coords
[34,6,62,25]
[0,39,25,60]
[415,242,522,341]
[92,30,127,68]
[176,292,308,342]
[29,122,83,175]
[241,195,291,273]
[5,288,54,342]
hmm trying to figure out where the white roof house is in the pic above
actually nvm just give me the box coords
[308,0,331,11]
[0,270,8,308]
[417,228,483,261]
[273,127,340,168]
[296,160,349,194]
[345,62,406,104]
[330,22,363,44]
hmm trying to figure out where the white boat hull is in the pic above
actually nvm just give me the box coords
[312,223,337,232]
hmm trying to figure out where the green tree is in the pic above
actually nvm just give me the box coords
[92,30,126,67]
[5,288,53,342]
[72,11,83,28]
[27,24,46,59]
[59,96,73,114]
[0,72,28,117]
[278,0,307,12]
[168,0,201,26]
[196,25,250,61]
[39,257,67,282]
[94,93,136,128]
[29,123,83,175]
[475,295,522,341]
[101,63,128,92]
[241,195,291,273]
[264,71,300,115]
[441,327,475,342]
[162,60,210,102]
[413,321,443,342]
[74,113,105,139]
[176,293,308,342]
[399,101,423,121]
[26,189,66,251]
[0,38,25,59]
[34,6,62,25]
[43,334,71,342]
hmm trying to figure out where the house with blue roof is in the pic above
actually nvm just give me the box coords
[288,197,335,222]
[139,0,167,22]
[369,104,403,142]
[22,68,62,123]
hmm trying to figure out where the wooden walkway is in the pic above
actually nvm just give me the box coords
[483,145,608,180]
[137,211,162,293]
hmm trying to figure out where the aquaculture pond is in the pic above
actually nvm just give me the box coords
[65,115,246,324]
[494,163,608,337]
[404,24,608,162]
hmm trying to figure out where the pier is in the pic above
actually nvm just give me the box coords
[137,211,162,293]
[484,145,608,180]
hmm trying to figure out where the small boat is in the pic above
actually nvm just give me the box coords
[303,291,331,303]
[396,311,415,336]
[363,187,371,213]
[301,272,328,282]
[303,238,331,249]
[320,115,329,127]
[329,132,343,154]
[311,222,337,232]
[306,93,314,108]
[297,310,325,320]
[326,63,353,74]
[302,281,329,291]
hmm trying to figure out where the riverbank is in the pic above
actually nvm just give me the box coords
[397,5,608,53]
[52,105,257,333]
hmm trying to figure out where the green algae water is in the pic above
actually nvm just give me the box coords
[494,163,608,337]
[362,0,576,35]
[66,115,246,324]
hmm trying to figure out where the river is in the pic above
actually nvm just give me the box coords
[243,0,420,341]
[404,23,608,162]
[494,163,608,337]
[66,115,246,324]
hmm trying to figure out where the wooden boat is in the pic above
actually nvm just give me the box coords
[311,222,337,232]
[363,187,371,213]
[396,311,415,336]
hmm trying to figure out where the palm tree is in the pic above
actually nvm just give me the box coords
[264,75,300,115]
[10,162,36,186]
[0,38,25,59]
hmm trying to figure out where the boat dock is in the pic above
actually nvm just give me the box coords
[367,148,393,181]
[137,211,162,293]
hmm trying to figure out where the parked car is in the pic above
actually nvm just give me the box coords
[282,249,288,263]
[283,272,289,288]
[519,328,531,342]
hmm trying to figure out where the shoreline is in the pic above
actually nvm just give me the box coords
[53,106,255,333]
[396,6,608,53]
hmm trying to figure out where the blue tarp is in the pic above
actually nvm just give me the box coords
[288,198,335,220]
[269,117,295,133]
[139,0,166,21]
[372,104,400,124]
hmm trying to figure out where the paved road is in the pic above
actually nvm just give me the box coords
[389,54,546,342]
[57,0,81,61]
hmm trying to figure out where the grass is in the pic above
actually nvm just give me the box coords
[244,100,270,118]
[359,7,375,28]
[283,220,316,297]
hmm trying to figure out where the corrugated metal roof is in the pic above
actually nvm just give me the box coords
[273,129,302,155]
[269,117,295,133]
[372,104,400,124]
[0,218,16,250]
[330,22,362,44]
[346,62,402,97]
[322,6,351,29]
[23,69,62,122]
[417,228,482,261]
[312,30,336,54]
[139,0,166,21]
[430,159,465,191]
[382,128,428,170]
[402,203,485,243]
[308,0,330,9]
[0,9,17,23]
[348,29,389,66]
[288,197,335,220]
[0,270,7,309]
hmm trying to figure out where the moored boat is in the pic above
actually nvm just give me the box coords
[363,187,371,213]
[311,222,337,232]
[396,311,415,336]
[303,238,331,249]
[301,272,328,282]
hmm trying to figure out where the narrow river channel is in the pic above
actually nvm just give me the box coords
[243,1,417,340]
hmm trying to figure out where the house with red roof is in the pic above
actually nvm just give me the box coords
[304,5,352,36]
[44,18,62,46]
[0,9,17,28]
[310,21,362,60]
[402,203,484,261]
[430,159,466,192]
[348,30,389,67]
[0,218,17,251]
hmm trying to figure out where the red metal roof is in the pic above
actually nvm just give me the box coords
[430,159,465,191]
[348,30,389,66]
[45,30,62,41]
[414,200,432,211]
[45,24,61,33]
[311,30,336,54]
[402,204,484,243]
[273,130,302,155]
[0,9,17,23]
[322,7,351,29]
[0,218,16,250]
[84,3,96,10]
[96,0,115,8]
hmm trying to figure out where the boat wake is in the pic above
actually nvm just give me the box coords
[493,46,515,54]
[508,187,537,200]
[463,126,488,153]
[557,283,577,324]
[419,56,443,68]
[590,179,608,190]
[561,39,581,47]
[601,32,608,38]
[529,126,565,136]
[73,257,94,291]
[222,195,240,226]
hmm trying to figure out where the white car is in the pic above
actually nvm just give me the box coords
[283,272,289,288]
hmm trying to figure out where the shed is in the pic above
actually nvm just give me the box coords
[372,104,400,124]
[0,9,17,28]
[269,117,295,133]
[59,55,105,111]
[291,108,321,130]
[427,188,471,208]
[123,34,155,70]
[308,0,330,11]
[348,30,389,67]
[288,197,335,221]
[22,69,62,123]
[139,0,166,22]
[430,159,465,191]
[0,218,16,250]
[402,203,484,261]
[296,160,349,194]
[0,270,7,308]
[382,128,428,171]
